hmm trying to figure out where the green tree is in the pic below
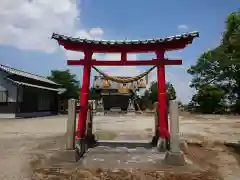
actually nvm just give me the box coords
[148,81,176,103]
[48,69,80,100]
[166,82,177,100]
[188,10,240,113]
[190,85,226,114]
[89,87,100,100]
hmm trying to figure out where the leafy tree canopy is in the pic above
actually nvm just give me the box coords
[48,69,80,100]
[190,85,226,114]
[147,81,177,103]
[187,10,240,113]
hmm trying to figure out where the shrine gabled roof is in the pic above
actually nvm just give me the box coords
[0,64,60,86]
[52,31,199,53]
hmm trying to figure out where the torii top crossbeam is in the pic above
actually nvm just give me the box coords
[52,31,199,53]
[52,31,199,66]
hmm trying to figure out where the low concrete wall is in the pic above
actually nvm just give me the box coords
[15,111,58,118]
[0,113,16,119]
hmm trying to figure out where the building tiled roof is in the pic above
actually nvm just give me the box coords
[0,64,59,85]
[6,78,59,91]
[52,31,199,45]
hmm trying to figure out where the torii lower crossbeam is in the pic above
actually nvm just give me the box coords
[67,59,182,66]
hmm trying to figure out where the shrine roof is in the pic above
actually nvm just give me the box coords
[0,64,60,86]
[52,31,199,53]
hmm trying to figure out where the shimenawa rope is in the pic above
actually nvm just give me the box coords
[92,66,156,83]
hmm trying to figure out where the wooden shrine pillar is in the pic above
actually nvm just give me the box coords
[156,51,169,139]
[76,51,93,141]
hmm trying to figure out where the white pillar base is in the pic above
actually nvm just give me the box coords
[157,138,167,152]
[164,151,185,166]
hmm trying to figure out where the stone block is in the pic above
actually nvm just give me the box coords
[48,150,77,164]
[157,138,167,152]
[164,151,185,166]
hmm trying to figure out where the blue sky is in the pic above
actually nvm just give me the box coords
[0,0,239,103]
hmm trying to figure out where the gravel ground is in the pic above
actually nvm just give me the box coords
[0,114,240,179]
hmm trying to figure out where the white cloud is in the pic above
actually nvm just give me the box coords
[0,0,141,78]
[177,24,189,31]
[89,28,104,37]
[65,28,105,60]
[0,0,79,52]
[0,0,193,103]
[0,0,107,54]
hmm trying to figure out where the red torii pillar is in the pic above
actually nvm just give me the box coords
[76,51,92,141]
[156,51,169,139]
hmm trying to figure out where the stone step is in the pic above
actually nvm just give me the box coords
[87,146,159,153]
[96,140,153,149]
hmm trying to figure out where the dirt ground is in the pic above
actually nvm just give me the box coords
[0,114,240,179]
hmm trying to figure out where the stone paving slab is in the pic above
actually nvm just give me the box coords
[97,140,152,149]
[77,145,195,170]
[80,146,165,169]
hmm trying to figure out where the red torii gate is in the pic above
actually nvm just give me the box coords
[52,31,199,146]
